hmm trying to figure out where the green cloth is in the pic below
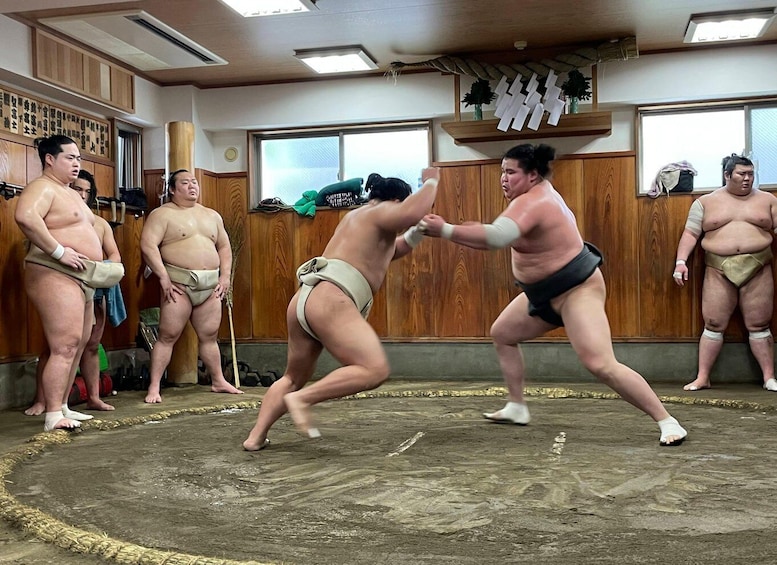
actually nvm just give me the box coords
[314,178,363,206]
[294,190,319,217]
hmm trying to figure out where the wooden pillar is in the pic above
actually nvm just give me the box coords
[166,121,198,385]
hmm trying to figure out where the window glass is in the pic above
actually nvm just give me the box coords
[260,136,338,205]
[640,109,744,193]
[343,129,430,191]
[253,122,431,206]
[751,106,777,187]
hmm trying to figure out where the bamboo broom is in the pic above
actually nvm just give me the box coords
[224,215,246,388]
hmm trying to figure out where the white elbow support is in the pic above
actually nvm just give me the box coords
[749,330,772,340]
[403,225,424,248]
[484,216,522,249]
[702,328,724,341]
[684,199,703,236]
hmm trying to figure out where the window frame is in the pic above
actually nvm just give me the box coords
[636,96,777,196]
[112,118,143,199]
[248,119,433,208]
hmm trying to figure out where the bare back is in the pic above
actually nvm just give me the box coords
[504,181,585,283]
[19,175,102,260]
[699,188,777,255]
[321,202,404,292]
[147,203,223,269]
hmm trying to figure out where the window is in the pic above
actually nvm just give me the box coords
[638,100,777,194]
[251,121,431,206]
[113,119,143,196]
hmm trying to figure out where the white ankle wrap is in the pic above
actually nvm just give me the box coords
[749,329,772,340]
[702,329,723,341]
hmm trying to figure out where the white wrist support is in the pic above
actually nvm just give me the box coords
[675,259,686,265]
[441,223,454,240]
[50,243,65,260]
[403,226,424,248]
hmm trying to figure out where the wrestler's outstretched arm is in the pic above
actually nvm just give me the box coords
[421,212,522,251]
[391,167,440,259]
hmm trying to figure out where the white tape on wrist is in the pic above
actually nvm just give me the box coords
[675,259,686,265]
[403,226,424,248]
[440,223,454,240]
[50,243,65,260]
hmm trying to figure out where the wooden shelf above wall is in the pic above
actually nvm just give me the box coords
[441,111,612,145]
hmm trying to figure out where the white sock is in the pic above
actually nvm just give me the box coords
[764,379,777,392]
[658,416,687,445]
[484,401,530,425]
[62,404,94,421]
[44,410,81,432]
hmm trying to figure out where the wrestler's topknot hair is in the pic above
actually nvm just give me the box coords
[365,173,412,202]
[34,135,78,169]
[722,153,753,176]
[77,169,98,207]
[503,143,556,178]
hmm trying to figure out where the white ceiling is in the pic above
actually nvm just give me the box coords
[6,0,777,88]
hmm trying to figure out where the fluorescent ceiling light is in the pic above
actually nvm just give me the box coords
[294,46,378,74]
[219,0,316,17]
[684,8,776,43]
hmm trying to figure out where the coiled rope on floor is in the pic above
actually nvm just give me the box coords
[389,36,638,81]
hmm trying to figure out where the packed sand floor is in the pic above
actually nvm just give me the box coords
[2,380,777,564]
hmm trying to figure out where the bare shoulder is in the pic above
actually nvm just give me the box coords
[94,215,111,231]
[145,204,173,224]
[21,176,55,197]
[755,189,777,203]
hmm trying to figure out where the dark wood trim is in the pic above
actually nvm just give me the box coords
[441,111,612,145]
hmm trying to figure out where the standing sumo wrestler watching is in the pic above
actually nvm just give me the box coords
[674,154,777,392]
[140,169,242,403]
[15,135,124,431]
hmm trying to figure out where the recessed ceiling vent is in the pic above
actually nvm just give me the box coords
[40,10,227,71]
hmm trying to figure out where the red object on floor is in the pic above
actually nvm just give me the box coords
[68,373,114,406]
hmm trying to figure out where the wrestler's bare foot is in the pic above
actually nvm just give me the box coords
[284,392,320,438]
[242,437,270,452]
[86,399,115,411]
[211,380,244,395]
[144,387,162,403]
[24,402,45,416]
[683,378,710,392]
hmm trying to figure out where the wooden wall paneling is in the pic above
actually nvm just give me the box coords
[26,146,42,181]
[216,176,252,340]
[0,139,28,185]
[582,157,640,337]
[385,231,436,338]
[250,212,295,339]
[478,163,519,337]
[102,215,146,349]
[197,170,218,209]
[144,169,165,213]
[637,195,698,338]
[432,166,486,337]
[0,198,29,359]
[92,161,114,199]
